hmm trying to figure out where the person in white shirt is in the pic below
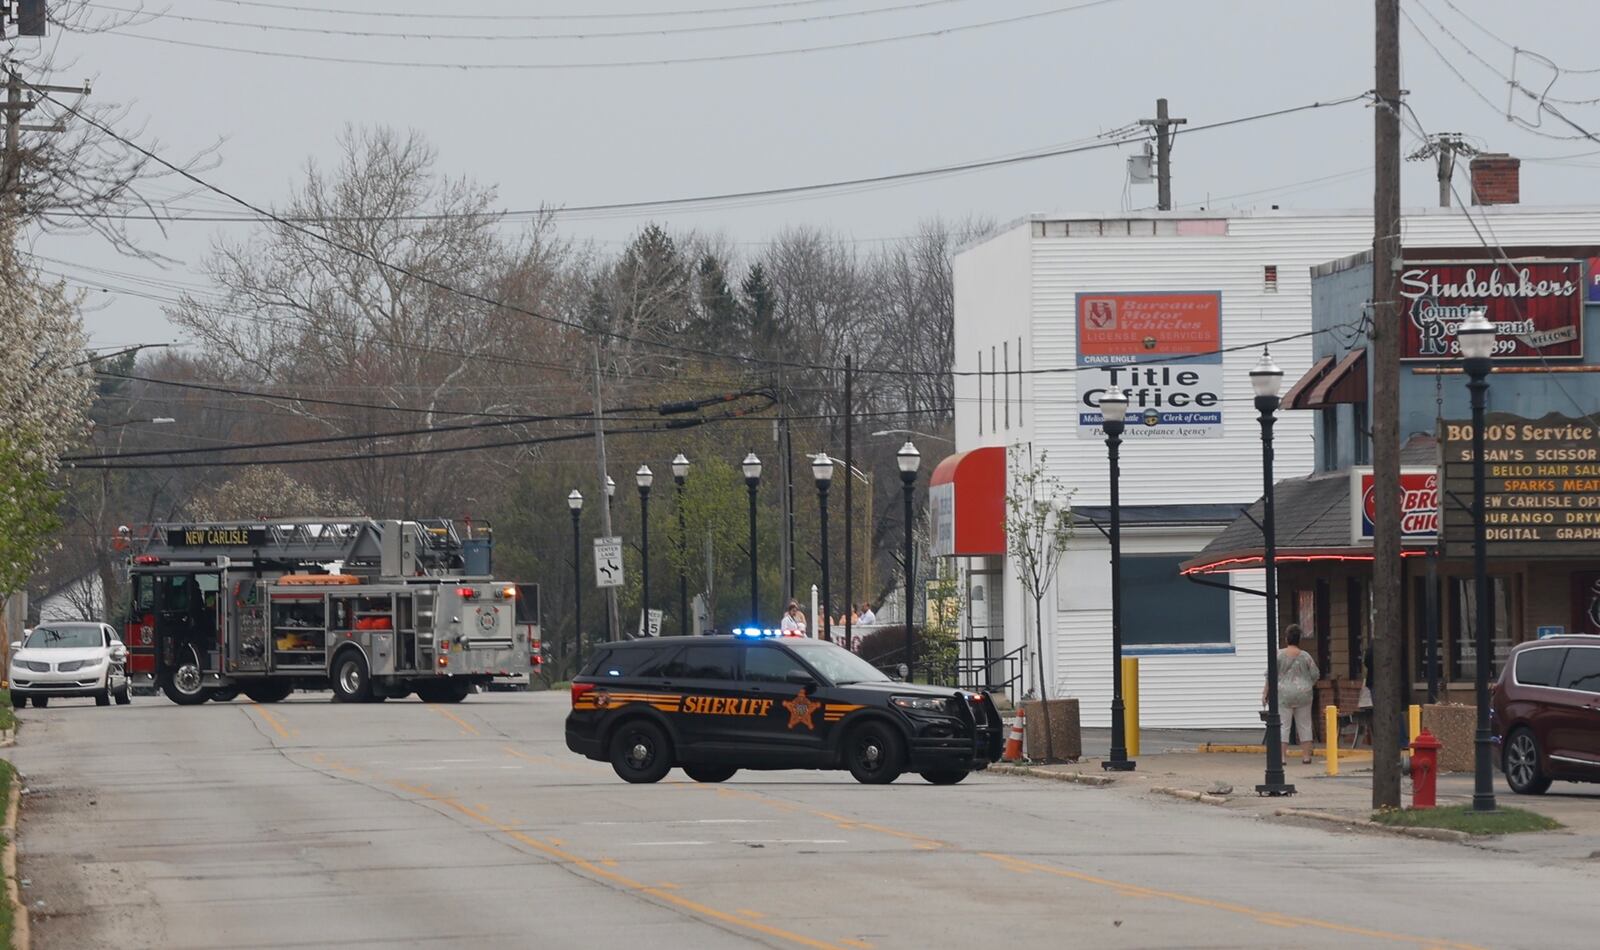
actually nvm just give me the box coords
[779,601,806,633]
[857,602,876,625]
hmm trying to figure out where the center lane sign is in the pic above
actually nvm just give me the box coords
[1076,291,1223,440]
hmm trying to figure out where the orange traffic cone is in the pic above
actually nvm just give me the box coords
[1003,706,1026,762]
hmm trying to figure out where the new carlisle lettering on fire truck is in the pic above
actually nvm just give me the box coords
[124,519,542,705]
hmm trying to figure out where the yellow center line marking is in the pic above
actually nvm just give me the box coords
[502,745,602,776]
[249,703,292,740]
[980,854,1485,949]
[428,706,480,736]
[737,909,766,919]
[839,940,875,950]
[381,781,847,950]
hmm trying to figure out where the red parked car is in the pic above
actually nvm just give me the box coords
[1491,636,1600,795]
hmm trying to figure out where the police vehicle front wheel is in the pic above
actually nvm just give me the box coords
[919,770,969,785]
[682,765,738,783]
[609,720,674,784]
[845,721,905,784]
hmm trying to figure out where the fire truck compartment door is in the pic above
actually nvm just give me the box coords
[369,632,395,675]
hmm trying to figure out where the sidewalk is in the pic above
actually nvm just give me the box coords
[996,728,1600,860]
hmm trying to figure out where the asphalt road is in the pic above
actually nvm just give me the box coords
[7,691,1598,950]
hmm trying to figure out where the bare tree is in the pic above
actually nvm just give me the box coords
[2,3,219,257]
[1005,444,1075,761]
[169,126,572,516]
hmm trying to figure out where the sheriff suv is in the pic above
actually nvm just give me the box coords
[565,633,1002,785]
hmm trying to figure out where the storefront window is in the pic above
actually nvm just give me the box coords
[1123,555,1230,649]
[1450,576,1513,681]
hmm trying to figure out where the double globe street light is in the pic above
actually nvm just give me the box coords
[1250,349,1294,797]
[567,489,584,668]
[814,453,836,643]
[897,441,921,680]
[1458,309,1498,814]
[743,452,763,621]
[672,454,690,636]
[1100,388,1135,772]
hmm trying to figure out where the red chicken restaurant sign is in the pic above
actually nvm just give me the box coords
[1350,467,1439,544]
[1399,259,1585,362]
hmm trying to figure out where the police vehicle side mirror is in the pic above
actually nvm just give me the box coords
[784,671,819,692]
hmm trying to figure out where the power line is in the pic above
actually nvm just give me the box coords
[83,0,987,43]
[92,1,1130,71]
[196,0,855,22]
[30,79,1369,380]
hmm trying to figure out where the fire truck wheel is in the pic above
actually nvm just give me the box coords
[243,682,293,704]
[211,687,240,703]
[331,651,372,703]
[609,719,674,784]
[163,665,211,706]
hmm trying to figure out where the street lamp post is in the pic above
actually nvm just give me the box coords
[567,490,584,671]
[1251,349,1294,797]
[636,465,653,635]
[603,475,616,641]
[1100,388,1136,772]
[743,452,763,622]
[896,441,921,680]
[1460,309,1498,813]
[814,454,835,643]
[672,454,690,635]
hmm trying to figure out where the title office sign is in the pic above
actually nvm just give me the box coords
[1075,291,1223,439]
[1401,260,1584,362]
[1440,412,1600,558]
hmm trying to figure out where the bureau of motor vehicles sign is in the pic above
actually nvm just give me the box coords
[1075,291,1223,439]
[1440,412,1600,557]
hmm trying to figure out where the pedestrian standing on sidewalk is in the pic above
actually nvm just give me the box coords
[1263,624,1319,764]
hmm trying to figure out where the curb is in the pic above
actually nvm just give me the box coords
[988,764,1117,787]
[4,769,29,950]
[0,729,13,750]
[1150,785,1229,806]
[1273,807,1472,843]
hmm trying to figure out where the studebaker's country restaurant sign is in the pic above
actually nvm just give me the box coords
[1440,413,1600,558]
[1401,260,1584,362]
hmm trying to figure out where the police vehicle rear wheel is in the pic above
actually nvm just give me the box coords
[919,770,969,785]
[845,721,905,784]
[331,652,372,703]
[609,720,674,784]
[682,765,737,783]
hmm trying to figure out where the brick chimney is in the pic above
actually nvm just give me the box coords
[1470,153,1520,205]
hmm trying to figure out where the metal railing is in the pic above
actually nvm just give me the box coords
[956,637,1024,706]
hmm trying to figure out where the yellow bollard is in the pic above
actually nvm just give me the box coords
[1409,704,1422,743]
[1122,657,1140,759]
[1325,704,1339,776]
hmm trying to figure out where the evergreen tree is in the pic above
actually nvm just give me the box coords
[740,263,779,362]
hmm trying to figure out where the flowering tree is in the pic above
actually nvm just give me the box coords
[186,468,361,522]
[0,225,94,608]
[1004,444,1075,706]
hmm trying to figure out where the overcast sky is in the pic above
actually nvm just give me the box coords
[11,0,1600,346]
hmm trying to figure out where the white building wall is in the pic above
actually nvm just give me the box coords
[954,205,1600,725]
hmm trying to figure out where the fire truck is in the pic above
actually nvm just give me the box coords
[124,519,541,705]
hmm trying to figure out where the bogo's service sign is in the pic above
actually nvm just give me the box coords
[1400,260,1584,362]
[1075,291,1223,439]
[1350,467,1439,544]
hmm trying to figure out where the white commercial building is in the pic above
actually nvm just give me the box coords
[945,203,1600,728]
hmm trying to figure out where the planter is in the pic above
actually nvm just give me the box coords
[1021,698,1081,763]
[1420,703,1476,773]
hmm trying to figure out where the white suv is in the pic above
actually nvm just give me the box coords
[10,622,132,708]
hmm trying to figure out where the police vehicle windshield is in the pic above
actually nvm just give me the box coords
[787,639,891,686]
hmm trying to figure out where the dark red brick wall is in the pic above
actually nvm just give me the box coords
[1470,153,1520,205]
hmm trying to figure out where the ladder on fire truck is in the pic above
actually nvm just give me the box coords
[129,518,489,577]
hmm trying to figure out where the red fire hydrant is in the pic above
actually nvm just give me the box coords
[1409,728,1442,809]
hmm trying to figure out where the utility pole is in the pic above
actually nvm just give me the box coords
[1407,132,1479,208]
[1371,0,1404,810]
[591,346,621,642]
[2,67,90,213]
[1139,98,1187,211]
[843,356,854,651]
